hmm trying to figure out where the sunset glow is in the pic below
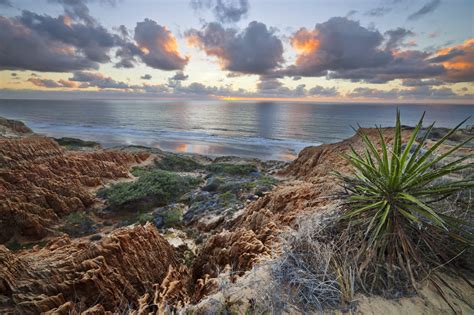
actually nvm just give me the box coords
[0,0,472,103]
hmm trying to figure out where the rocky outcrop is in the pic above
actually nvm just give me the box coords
[189,128,413,301]
[0,223,183,314]
[0,117,32,137]
[0,135,149,242]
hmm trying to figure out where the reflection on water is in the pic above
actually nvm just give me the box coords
[0,99,472,161]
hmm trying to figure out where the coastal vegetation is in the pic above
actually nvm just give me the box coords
[53,137,101,150]
[271,112,473,312]
[206,162,257,175]
[97,169,201,211]
[336,111,473,293]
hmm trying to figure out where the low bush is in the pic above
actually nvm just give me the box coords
[155,154,202,172]
[54,137,100,149]
[98,170,201,211]
[206,163,257,176]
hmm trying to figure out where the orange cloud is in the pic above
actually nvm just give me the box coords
[62,15,72,28]
[58,79,78,88]
[291,28,320,54]
[433,38,474,82]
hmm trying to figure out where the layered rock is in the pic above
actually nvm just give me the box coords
[0,223,183,314]
[0,134,149,242]
[188,128,412,299]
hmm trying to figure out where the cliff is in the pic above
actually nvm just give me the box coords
[0,118,472,314]
[1,130,149,243]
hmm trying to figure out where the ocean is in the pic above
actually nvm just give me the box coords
[0,99,472,161]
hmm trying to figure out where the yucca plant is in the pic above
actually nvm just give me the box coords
[337,110,473,292]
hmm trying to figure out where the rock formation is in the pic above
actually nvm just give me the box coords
[188,128,413,298]
[0,223,183,314]
[0,130,149,243]
[0,118,471,314]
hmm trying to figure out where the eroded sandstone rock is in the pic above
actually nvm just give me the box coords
[0,223,183,314]
[0,135,149,242]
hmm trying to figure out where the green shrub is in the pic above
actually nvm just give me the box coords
[336,111,473,292]
[159,204,185,227]
[98,170,201,211]
[207,163,257,175]
[155,154,202,172]
[137,212,154,224]
[54,137,100,149]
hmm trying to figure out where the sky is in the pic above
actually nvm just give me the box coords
[0,0,473,103]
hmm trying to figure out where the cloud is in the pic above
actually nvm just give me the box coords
[191,0,249,23]
[284,17,446,83]
[365,7,391,17]
[170,71,189,81]
[50,0,95,25]
[28,77,78,88]
[255,77,339,98]
[116,19,188,71]
[430,39,474,82]
[0,0,125,72]
[0,0,12,7]
[69,71,133,89]
[141,74,152,80]
[308,85,339,97]
[345,10,357,18]
[401,78,444,86]
[19,10,117,64]
[186,21,284,74]
[0,16,99,72]
[348,85,471,100]
[385,28,414,50]
[286,17,392,76]
[133,19,189,70]
[407,0,441,20]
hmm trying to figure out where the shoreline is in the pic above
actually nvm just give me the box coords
[1,116,472,314]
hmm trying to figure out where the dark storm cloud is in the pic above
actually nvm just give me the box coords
[385,28,414,50]
[407,0,441,20]
[186,21,284,74]
[190,0,249,23]
[141,74,152,80]
[0,16,99,72]
[170,71,189,81]
[116,19,188,71]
